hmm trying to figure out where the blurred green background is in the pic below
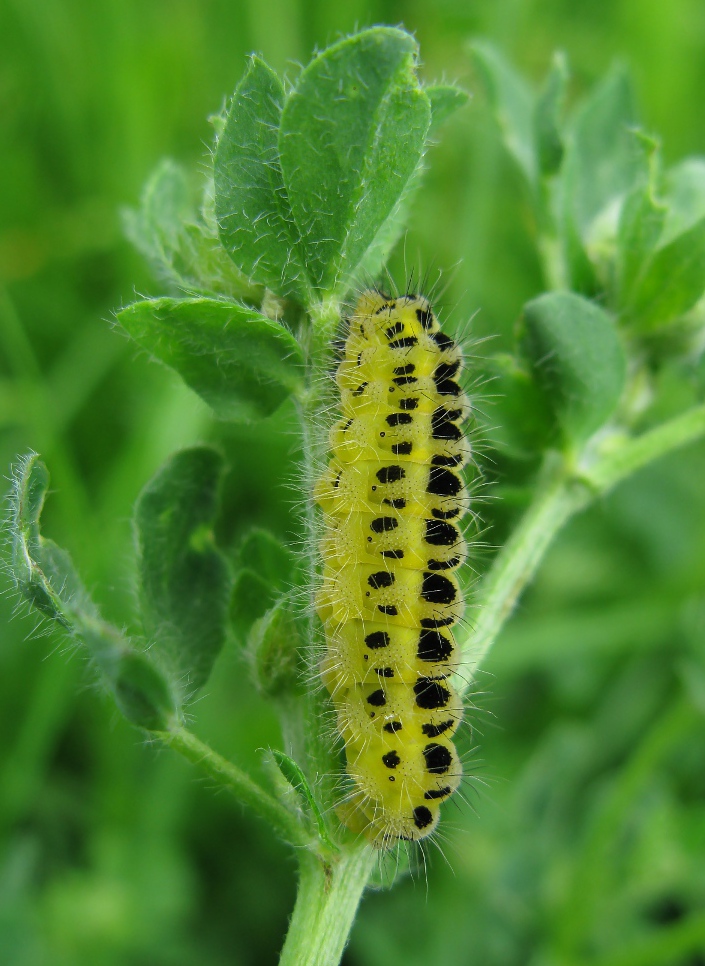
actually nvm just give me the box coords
[2,1,705,964]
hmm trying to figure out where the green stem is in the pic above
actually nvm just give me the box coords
[296,303,343,809]
[279,842,377,966]
[162,726,313,850]
[462,403,705,678]
[582,403,705,493]
[461,456,591,678]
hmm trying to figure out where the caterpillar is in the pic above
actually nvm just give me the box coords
[314,290,471,848]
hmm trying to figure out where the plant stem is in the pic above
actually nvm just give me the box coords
[296,303,343,809]
[279,842,377,966]
[583,403,705,493]
[162,726,313,850]
[462,402,705,679]
[461,455,591,680]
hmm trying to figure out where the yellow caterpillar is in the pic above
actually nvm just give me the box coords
[315,290,471,847]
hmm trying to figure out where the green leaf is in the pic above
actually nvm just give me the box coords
[231,569,275,639]
[623,215,705,331]
[279,27,431,294]
[661,157,705,244]
[10,455,99,630]
[248,595,302,698]
[534,51,568,177]
[471,40,536,185]
[123,160,254,299]
[123,158,191,260]
[8,454,178,730]
[230,529,296,638]
[563,65,645,241]
[616,180,666,306]
[238,527,297,586]
[426,84,470,131]
[109,650,177,731]
[271,750,336,851]
[483,353,554,459]
[214,57,306,299]
[117,297,304,420]
[135,447,232,696]
[522,292,626,445]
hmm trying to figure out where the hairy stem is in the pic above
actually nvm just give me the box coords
[462,402,705,678]
[162,726,313,850]
[296,303,344,809]
[461,455,591,679]
[583,403,705,493]
[279,842,377,966]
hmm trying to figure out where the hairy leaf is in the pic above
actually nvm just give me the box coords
[616,180,666,306]
[279,27,430,294]
[249,596,302,698]
[523,292,626,445]
[230,529,296,639]
[471,40,536,185]
[8,454,177,730]
[483,353,554,459]
[661,157,705,244]
[563,65,645,241]
[426,84,470,131]
[135,447,232,695]
[123,159,253,299]
[534,51,568,177]
[118,297,304,421]
[272,749,336,850]
[624,215,705,331]
[215,57,306,299]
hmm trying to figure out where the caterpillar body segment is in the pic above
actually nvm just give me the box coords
[313,459,468,520]
[315,291,472,847]
[317,562,464,628]
[329,408,471,468]
[320,510,467,573]
[319,620,461,686]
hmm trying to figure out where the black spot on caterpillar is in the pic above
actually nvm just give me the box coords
[417,629,454,662]
[413,805,434,829]
[421,572,457,605]
[376,464,405,484]
[382,750,401,769]
[414,678,452,710]
[423,743,453,774]
[425,519,459,546]
[368,571,395,590]
[386,412,413,427]
[427,466,462,497]
[422,720,455,738]
[387,336,419,350]
[314,290,473,847]
[365,631,390,649]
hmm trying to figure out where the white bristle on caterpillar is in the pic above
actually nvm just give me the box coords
[314,290,472,848]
